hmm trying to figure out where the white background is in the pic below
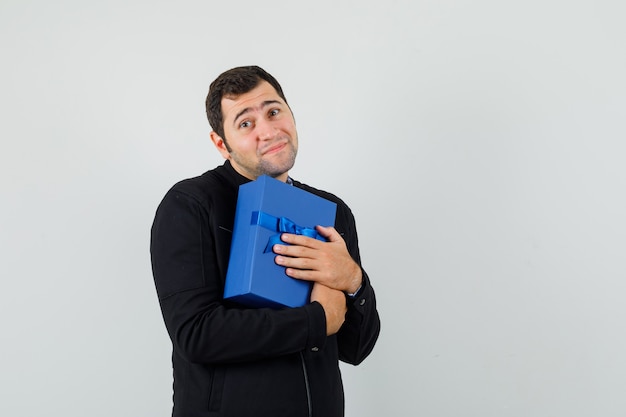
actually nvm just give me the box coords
[1,1,625,416]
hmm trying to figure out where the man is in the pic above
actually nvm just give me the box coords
[150,65,380,417]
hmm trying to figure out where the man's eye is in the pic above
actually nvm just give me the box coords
[269,109,280,117]
[239,120,251,129]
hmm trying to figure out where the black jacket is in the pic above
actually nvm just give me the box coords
[150,161,380,417]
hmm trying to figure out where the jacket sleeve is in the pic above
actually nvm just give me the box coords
[150,188,328,365]
[335,203,381,365]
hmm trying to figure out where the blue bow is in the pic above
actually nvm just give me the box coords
[251,211,325,253]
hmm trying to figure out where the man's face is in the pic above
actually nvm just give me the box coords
[210,81,298,182]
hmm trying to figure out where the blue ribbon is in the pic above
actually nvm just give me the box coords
[251,211,325,253]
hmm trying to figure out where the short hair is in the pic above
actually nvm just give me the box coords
[205,66,289,140]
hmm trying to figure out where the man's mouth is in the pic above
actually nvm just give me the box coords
[261,141,288,156]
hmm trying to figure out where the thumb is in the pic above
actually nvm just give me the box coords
[315,225,341,242]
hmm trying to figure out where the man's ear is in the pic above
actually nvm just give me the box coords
[210,131,230,160]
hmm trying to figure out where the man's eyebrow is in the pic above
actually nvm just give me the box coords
[232,100,282,125]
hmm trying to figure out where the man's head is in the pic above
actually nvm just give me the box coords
[206,66,289,143]
[206,66,298,182]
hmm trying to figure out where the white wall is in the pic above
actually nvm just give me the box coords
[1,1,625,416]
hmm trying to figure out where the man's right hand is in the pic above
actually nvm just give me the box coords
[311,282,347,336]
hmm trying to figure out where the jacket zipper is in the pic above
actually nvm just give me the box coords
[299,352,312,417]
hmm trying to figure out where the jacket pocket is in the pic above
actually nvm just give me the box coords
[208,366,225,412]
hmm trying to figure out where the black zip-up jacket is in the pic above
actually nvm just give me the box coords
[150,161,380,417]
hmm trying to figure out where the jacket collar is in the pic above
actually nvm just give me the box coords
[219,160,295,188]
[219,160,252,189]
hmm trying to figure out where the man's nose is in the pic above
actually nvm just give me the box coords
[257,119,277,141]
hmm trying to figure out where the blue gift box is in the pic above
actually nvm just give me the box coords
[224,175,337,308]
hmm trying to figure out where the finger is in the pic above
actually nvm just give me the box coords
[280,232,322,248]
[315,225,342,242]
[284,267,319,282]
[274,254,315,271]
[272,242,315,258]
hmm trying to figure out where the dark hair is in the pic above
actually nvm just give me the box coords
[205,65,289,140]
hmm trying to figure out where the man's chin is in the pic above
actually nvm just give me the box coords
[258,158,296,179]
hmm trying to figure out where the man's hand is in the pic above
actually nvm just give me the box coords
[310,282,347,335]
[273,225,363,294]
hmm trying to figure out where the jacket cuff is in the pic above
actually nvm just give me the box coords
[304,301,327,353]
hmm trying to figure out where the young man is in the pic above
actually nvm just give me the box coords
[151,66,380,417]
